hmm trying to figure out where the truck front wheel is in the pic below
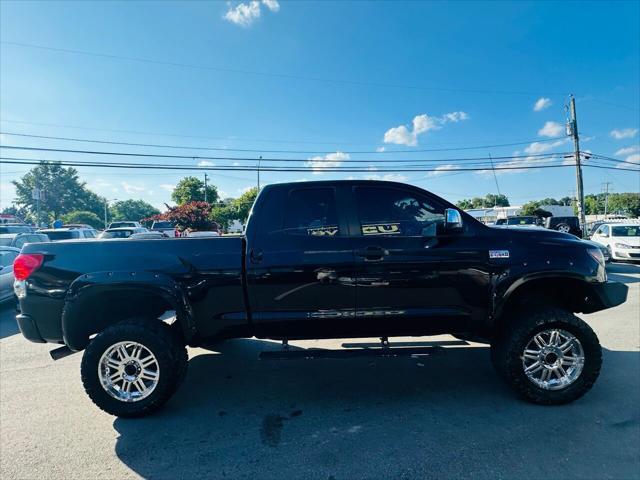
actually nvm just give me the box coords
[491,307,602,405]
[80,318,187,417]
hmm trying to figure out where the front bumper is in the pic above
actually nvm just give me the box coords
[15,313,46,343]
[583,281,629,313]
[612,248,640,261]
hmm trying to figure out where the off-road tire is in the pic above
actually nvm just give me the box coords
[81,318,187,417]
[491,307,602,405]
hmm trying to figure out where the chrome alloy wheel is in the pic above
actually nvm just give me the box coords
[98,341,160,402]
[557,224,571,233]
[522,329,585,390]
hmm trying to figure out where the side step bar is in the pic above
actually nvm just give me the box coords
[260,346,445,360]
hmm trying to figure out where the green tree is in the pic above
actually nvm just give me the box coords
[607,192,640,217]
[456,193,510,209]
[171,177,218,205]
[210,187,259,231]
[61,211,103,229]
[110,199,160,223]
[484,194,510,207]
[11,161,106,222]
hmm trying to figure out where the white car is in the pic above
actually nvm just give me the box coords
[0,246,20,302]
[590,223,640,262]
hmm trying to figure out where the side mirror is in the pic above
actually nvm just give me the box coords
[444,208,463,231]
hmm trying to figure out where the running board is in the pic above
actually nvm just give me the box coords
[259,346,445,360]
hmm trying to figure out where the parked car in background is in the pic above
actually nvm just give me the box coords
[0,246,20,302]
[150,220,178,237]
[99,227,148,239]
[494,216,542,228]
[107,221,143,229]
[590,223,640,262]
[128,231,169,239]
[185,230,220,237]
[544,216,582,237]
[38,227,97,241]
[0,224,34,234]
[0,233,50,249]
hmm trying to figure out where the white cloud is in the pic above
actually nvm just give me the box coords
[610,128,639,140]
[624,153,640,165]
[306,151,350,174]
[523,138,569,155]
[364,173,408,182]
[198,160,215,167]
[159,184,175,192]
[383,125,417,146]
[121,182,145,194]
[376,147,386,153]
[426,164,461,177]
[533,98,552,112]
[383,111,469,146]
[538,121,564,137]
[224,0,279,27]
[615,146,639,156]
[262,0,279,11]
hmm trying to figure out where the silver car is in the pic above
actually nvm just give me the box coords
[0,247,20,302]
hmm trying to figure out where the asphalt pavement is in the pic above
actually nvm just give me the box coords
[1,263,639,479]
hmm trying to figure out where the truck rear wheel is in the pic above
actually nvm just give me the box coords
[491,307,602,405]
[80,318,187,417]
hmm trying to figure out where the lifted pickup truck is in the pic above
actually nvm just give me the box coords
[14,180,627,417]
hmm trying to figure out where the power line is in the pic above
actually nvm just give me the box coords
[0,144,576,164]
[2,156,637,173]
[0,131,569,155]
[1,41,568,96]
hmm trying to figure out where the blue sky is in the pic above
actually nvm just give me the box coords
[1,0,638,210]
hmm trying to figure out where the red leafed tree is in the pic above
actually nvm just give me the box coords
[144,201,218,231]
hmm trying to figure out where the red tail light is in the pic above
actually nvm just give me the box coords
[13,254,44,281]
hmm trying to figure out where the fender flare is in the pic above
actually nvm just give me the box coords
[493,271,594,320]
[62,271,196,351]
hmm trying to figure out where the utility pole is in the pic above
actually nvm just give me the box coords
[104,199,108,229]
[257,156,262,190]
[204,173,209,203]
[602,181,612,219]
[568,95,586,236]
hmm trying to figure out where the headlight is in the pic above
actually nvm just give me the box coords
[587,248,605,266]
[614,243,632,249]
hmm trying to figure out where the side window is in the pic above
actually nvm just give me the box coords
[83,230,96,238]
[283,188,340,237]
[14,236,27,248]
[0,251,18,268]
[602,225,610,236]
[355,187,445,237]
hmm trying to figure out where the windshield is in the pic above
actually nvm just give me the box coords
[100,230,133,239]
[0,225,31,234]
[152,222,173,229]
[45,231,79,240]
[507,217,536,225]
[612,226,640,237]
[109,222,134,228]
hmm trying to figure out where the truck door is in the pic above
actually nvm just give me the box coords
[349,185,491,336]
[246,185,357,338]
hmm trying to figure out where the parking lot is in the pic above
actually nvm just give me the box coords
[0,263,638,480]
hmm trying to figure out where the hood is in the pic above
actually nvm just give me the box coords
[612,236,640,247]
[501,226,575,242]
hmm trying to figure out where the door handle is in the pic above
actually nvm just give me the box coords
[355,246,389,262]
[250,249,263,264]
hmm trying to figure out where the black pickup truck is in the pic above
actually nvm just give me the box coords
[13,180,627,417]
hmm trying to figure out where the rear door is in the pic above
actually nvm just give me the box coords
[0,250,18,301]
[349,185,491,336]
[246,185,357,338]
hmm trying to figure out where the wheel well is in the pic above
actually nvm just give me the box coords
[64,288,176,350]
[494,277,592,333]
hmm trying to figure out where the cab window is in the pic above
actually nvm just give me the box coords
[354,186,445,237]
[283,188,340,237]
